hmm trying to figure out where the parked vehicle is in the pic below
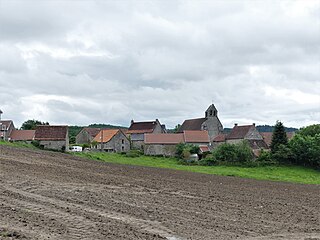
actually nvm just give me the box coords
[69,146,83,152]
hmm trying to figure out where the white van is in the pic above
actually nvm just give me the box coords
[69,146,83,152]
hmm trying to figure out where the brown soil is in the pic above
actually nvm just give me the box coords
[0,145,319,240]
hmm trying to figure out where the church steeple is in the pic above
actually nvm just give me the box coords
[205,104,217,118]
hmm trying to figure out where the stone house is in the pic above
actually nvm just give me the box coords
[225,124,269,154]
[144,130,210,157]
[127,119,165,150]
[76,127,101,145]
[92,129,130,153]
[10,130,35,143]
[34,125,69,151]
[212,133,227,148]
[178,104,223,141]
[0,120,15,141]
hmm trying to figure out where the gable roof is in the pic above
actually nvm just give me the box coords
[213,133,226,142]
[127,121,158,134]
[145,133,184,144]
[260,132,295,146]
[183,130,210,143]
[199,145,210,153]
[35,125,68,141]
[82,127,101,138]
[144,130,209,145]
[10,130,35,141]
[247,139,269,149]
[178,118,206,132]
[92,129,120,143]
[227,125,253,139]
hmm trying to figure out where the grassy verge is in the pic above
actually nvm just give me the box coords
[0,140,37,149]
[74,152,320,185]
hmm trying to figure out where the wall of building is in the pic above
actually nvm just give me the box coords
[76,130,93,144]
[96,131,130,153]
[225,139,243,145]
[131,140,144,150]
[144,144,177,157]
[245,127,263,140]
[202,117,223,141]
[39,140,68,151]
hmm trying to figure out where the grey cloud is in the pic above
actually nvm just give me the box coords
[0,0,319,128]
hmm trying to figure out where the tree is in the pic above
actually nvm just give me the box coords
[20,119,49,130]
[298,124,320,137]
[289,126,320,168]
[270,121,288,153]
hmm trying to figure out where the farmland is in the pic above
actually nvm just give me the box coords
[0,145,319,239]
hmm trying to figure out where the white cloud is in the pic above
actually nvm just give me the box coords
[0,0,319,129]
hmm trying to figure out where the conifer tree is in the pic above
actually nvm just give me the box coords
[270,121,288,153]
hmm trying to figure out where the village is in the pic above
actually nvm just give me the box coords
[0,104,294,159]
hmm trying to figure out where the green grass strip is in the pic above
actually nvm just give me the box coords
[74,152,320,185]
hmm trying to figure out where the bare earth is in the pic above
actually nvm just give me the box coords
[0,145,319,240]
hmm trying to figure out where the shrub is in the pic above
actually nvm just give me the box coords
[31,140,40,148]
[211,141,254,164]
[289,134,320,168]
[212,143,238,162]
[271,144,293,164]
[175,143,200,159]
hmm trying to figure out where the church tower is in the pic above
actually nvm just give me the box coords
[202,104,223,140]
[205,104,218,118]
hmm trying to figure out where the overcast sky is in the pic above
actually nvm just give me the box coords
[0,0,319,129]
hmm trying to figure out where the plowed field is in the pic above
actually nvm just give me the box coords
[0,145,319,239]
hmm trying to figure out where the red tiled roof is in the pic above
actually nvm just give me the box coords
[199,145,210,153]
[127,121,158,134]
[260,132,295,146]
[10,130,35,141]
[144,130,209,145]
[93,129,119,143]
[82,128,101,138]
[183,130,210,143]
[213,134,226,142]
[35,125,68,141]
[178,118,206,132]
[227,125,253,139]
[145,133,184,144]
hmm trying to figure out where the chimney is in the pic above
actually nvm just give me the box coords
[253,123,255,127]
[234,123,238,127]
[0,109,2,121]
[131,119,134,125]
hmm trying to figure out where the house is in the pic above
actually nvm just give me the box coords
[178,104,223,141]
[0,120,15,141]
[144,130,210,157]
[127,119,165,150]
[76,127,101,144]
[10,130,35,143]
[225,123,269,151]
[212,133,227,148]
[34,125,69,151]
[92,129,130,153]
[260,132,295,147]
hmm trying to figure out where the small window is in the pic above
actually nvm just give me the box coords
[121,139,124,144]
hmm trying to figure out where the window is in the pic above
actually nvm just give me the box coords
[121,139,124,144]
